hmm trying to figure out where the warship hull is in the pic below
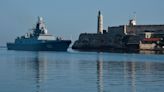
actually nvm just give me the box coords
[7,40,71,51]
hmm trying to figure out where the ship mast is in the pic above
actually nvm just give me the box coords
[34,17,48,36]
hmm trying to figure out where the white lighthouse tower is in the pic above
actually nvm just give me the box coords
[97,11,103,34]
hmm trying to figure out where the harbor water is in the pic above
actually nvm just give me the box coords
[0,48,164,92]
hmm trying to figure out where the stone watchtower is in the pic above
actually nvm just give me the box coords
[97,11,103,34]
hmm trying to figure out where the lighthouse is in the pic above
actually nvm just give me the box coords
[97,11,103,34]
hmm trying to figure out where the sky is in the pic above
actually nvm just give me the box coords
[0,0,164,45]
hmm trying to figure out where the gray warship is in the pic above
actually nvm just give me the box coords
[7,17,71,51]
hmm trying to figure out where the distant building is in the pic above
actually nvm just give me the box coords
[72,11,164,51]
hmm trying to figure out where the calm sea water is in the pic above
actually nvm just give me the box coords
[0,48,164,92]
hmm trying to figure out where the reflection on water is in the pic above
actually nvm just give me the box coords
[34,53,48,92]
[127,62,136,92]
[96,54,137,92]
[0,50,164,92]
[95,53,164,92]
[97,54,104,92]
[12,52,48,92]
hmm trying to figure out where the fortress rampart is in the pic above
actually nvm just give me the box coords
[72,11,164,51]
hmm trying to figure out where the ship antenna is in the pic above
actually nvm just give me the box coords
[133,11,136,21]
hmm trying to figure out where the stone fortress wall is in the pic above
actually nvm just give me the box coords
[72,11,164,50]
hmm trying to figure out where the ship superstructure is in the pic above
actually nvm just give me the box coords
[7,17,71,51]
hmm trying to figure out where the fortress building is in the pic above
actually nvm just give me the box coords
[72,11,164,51]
